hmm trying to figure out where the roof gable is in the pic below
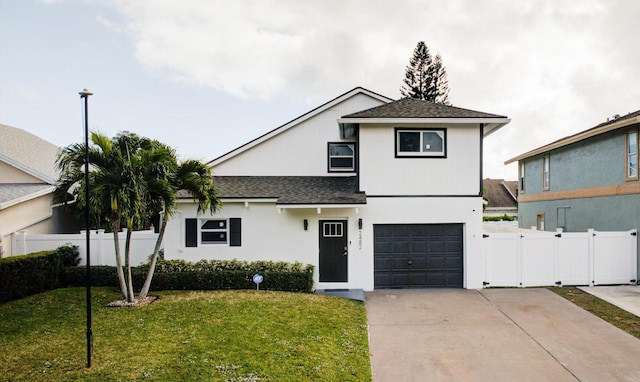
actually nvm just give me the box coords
[505,108,640,164]
[482,178,517,209]
[208,87,391,167]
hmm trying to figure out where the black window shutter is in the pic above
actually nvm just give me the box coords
[185,218,197,247]
[230,218,241,246]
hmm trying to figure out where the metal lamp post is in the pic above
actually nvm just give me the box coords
[79,88,93,368]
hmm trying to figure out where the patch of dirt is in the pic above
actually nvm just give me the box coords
[107,296,158,308]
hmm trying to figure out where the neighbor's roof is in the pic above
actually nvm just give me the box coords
[0,183,55,209]
[339,97,510,136]
[0,123,60,183]
[482,178,517,209]
[179,176,366,205]
[505,109,640,164]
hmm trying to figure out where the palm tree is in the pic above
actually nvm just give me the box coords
[56,132,220,302]
[138,159,221,299]
[56,132,178,302]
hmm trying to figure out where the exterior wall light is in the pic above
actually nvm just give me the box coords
[358,218,363,230]
[303,219,308,231]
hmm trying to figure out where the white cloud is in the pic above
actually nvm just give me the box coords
[103,0,640,179]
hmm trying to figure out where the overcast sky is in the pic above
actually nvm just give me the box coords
[1,0,638,180]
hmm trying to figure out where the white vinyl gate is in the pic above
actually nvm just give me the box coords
[483,229,637,287]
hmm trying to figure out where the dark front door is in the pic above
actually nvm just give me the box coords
[319,220,348,282]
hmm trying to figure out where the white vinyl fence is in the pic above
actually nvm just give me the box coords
[11,229,160,266]
[483,229,638,287]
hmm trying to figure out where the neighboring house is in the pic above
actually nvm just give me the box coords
[505,109,640,278]
[0,124,77,257]
[165,87,510,290]
[482,178,518,217]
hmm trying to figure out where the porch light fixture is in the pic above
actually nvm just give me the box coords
[303,219,308,231]
[358,218,363,230]
[79,88,93,368]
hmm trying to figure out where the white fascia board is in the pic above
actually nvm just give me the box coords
[338,117,511,137]
[276,204,365,209]
[209,88,392,167]
[505,116,640,164]
[0,153,56,184]
[0,186,55,210]
[177,198,279,204]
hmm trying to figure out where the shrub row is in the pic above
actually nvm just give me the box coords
[483,214,517,222]
[63,259,315,293]
[0,245,79,304]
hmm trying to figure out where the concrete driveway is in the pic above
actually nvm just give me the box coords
[366,288,640,381]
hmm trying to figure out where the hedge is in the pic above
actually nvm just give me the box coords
[62,259,315,293]
[0,245,79,304]
[483,214,517,222]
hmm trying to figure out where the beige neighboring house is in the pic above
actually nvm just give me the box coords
[0,123,63,257]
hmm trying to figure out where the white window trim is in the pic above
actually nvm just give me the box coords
[395,128,446,157]
[626,128,638,181]
[542,154,550,191]
[519,161,525,194]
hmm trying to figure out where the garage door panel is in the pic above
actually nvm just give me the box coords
[446,256,463,269]
[374,224,463,289]
[392,241,409,253]
[410,241,427,253]
[428,241,445,252]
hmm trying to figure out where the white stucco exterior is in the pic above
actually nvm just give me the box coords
[164,88,509,290]
[164,196,484,290]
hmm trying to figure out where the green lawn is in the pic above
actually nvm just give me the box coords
[0,287,372,381]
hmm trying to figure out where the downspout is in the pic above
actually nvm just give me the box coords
[479,124,484,197]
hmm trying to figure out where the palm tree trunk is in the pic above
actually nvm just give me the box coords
[139,214,168,299]
[112,221,128,300]
[125,227,135,302]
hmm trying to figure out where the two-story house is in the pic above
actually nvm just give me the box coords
[164,88,510,290]
[505,109,640,280]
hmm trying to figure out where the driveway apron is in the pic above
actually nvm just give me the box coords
[365,288,640,382]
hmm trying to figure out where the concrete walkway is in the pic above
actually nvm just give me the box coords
[366,288,640,382]
[578,285,640,318]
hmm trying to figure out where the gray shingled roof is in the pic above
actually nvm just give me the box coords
[179,176,366,205]
[482,179,517,209]
[0,123,60,183]
[342,97,507,119]
[0,184,55,206]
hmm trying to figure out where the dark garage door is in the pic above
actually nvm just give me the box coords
[374,224,463,288]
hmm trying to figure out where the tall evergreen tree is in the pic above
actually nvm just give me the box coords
[400,41,451,105]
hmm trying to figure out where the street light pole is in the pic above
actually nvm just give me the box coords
[79,88,93,368]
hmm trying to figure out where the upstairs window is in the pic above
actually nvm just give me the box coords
[396,128,446,157]
[519,161,525,194]
[328,143,355,172]
[626,129,638,180]
[542,154,550,191]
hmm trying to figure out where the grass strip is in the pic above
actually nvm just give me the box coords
[548,287,640,339]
